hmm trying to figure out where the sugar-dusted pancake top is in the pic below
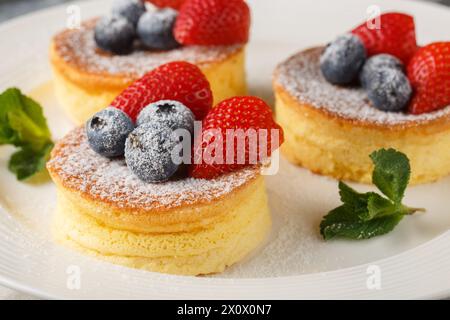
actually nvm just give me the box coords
[274,47,450,126]
[47,128,259,211]
[52,19,244,78]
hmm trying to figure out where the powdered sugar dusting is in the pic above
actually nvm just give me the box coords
[275,47,450,125]
[47,127,258,210]
[54,19,243,78]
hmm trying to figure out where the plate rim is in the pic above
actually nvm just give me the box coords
[0,0,449,299]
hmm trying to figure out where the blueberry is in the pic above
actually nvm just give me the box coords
[136,100,195,134]
[125,123,180,183]
[360,54,404,88]
[137,9,179,50]
[365,68,412,112]
[94,15,136,54]
[112,0,146,26]
[320,33,366,85]
[86,107,134,158]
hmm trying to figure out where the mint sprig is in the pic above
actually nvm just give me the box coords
[0,88,53,180]
[320,149,424,240]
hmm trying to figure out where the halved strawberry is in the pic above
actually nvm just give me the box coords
[144,0,185,9]
[351,12,418,64]
[190,96,284,179]
[111,61,213,121]
[407,42,450,114]
[174,0,250,46]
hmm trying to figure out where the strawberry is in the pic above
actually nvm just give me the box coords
[407,42,450,114]
[111,61,213,121]
[144,0,185,9]
[351,12,418,64]
[174,0,250,46]
[190,96,284,179]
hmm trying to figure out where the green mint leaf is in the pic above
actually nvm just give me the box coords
[339,182,392,221]
[320,205,357,239]
[363,193,398,221]
[320,205,404,240]
[320,148,424,241]
[0,88,51,149]
[8,143,53,180]
[0,88,53,180]
[338,182,369,216]
[370,148,410,203]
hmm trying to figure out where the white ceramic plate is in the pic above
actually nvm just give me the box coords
[0,0,449,299]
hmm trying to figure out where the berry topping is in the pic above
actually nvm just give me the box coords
[137,8,179,50]
[94,15,136,55]
[125,123,180,182]
[112,0,146,26]
[320,34,366,85]
[351,12,418,64]
[407,42,450,115]
[174,0,250,46]
[136,100,194,133]
[365,68,412,112]
[360,54,404,88]
[190,96,284,179]
[86,107,134,158]
[111,61,213,121]
[145,0,185,9]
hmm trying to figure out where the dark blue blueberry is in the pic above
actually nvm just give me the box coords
[360,54,404,88]
[125,123,180,183]
[365,68,412,112]
[137,8,179,50]
[136,100,194,134]
[86,107,134,158]
[94,15,136,55]
[112,0,146,26]
[320,33,366,85]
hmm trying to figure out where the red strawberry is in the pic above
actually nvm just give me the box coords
[190,96,284,179]
[174,0,250,46]
[407,42,450,114]
[111,61,212,121]
[144,0,185,9]
[351,12,418,64]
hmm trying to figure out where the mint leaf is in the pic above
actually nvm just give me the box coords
[339,182,369,216]
[370,148,410,203]
[339,182,394,221]
[0,88,53,180]
[320,205,404,240]
[320,148,423,241]
[8,143,53,180]
[0,88,51,149]
[320,205,359,239]
[363,193,398,220]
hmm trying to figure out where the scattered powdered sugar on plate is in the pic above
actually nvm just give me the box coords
[46,127,258,210]
[54,19,243,78]
[219,215,320,278]
[275,47,450,125]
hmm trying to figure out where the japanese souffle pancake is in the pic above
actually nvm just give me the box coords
[273,47,450,185]
[47,55,283,275]
[47,128,270,275]
[50,19,246,125]
[50,0,251,124]
[273,12,450,185]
